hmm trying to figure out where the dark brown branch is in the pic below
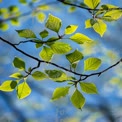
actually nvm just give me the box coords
[0,37,122,81]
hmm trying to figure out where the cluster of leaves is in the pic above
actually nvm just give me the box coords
[0,14,102,109]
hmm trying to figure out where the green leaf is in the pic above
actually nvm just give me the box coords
[19,0,26,4]
[32,71,47,80]
[85,19,96,28]
[39,30,48,38]
[104,10,122,20]
[68,6,76,13]
[52,87,70,100]
[80,82,98,94]
[16,29,36,38]
[84,0,100,9]
[70,33,93,44]
[0,23,9,31]
[9,6,19,13]
[11,19,20,26]
[50,42,72,54]
[65,25,78,35]
[84,57,101,71]
[16,81,31,99]
[93,19,107,37]
[13,57,25,70]
[45,14,62,33]
[39,46,53,61]
[71,89,85,109]
[66,50,83,64]
[0,80,17,92]
[10,72,23,79]
[45,70,63,78]
[36,12,46,23]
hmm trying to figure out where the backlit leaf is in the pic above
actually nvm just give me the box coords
[84,57,101,71]
[10,72,23,79]
[80,82,98,94]
[16,29,36,38]
[70,33,93,44]
[36,12,46,23]
[45,14,61,33]
[0,80,17,92]
[65,25,78,35]
[84,0,100,9]
[32,71,47,80]
[93,19,107,37]
[52,87,70,100]
[16,81,31,99]
[50,42,72,54]
[13,57,25,70]
[0,23,9,31]
[71,89,85,109]
[39,30,48,38]
[39,46,53,61]
[19,0,26,4]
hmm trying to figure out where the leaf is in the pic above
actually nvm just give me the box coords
[68,6,76,13]
[36,12,46,23]
[32,71,47,80]
[93,19,107,37]
[70,33,93,44]
[50,42,72,54]
[39,46,53,61]
[39,30,48,38]
[0,23,9,31]
[16,29,36,38]
[80,82,98,94]
[65,25,78,35]
[11,19,20,26]
[16,81,31,99]
[84,0,100,9]
[9,6,19,13]
[45,14,62,33]
[10,72,23,79]
[13,57,25,70]
[19,0,26,4]
[85,19,96,28]
[84,57,101,71]
[45,70,63,79]
[71,89,85,109]
[66,50,83,64]
[0,80,17,92]
[52,87,70,100]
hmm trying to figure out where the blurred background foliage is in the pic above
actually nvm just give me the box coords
[0,0,122,122]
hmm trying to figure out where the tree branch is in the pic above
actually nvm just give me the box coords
[0,37,122,81]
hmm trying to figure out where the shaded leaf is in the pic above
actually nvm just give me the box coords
[80,82,98,94]
[39,30,48,38]
[84,57,101,71]
[19,0,26,4]
[71,89,85,109]
[32,71,47,80]
[52,87,70,100]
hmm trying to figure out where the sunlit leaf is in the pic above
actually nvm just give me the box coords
[80,82,98,94]
[45,14,62,33]
[32,71,47,80]
[0,23,9,31]
[50,42,72,54]
[39,46,53,61]
[9,6,19,13]
[10,72,23,79]
[36,12,46,23]
[70,33,93,44]
[19,0,26,4]
[39,30,48,38]
[71,89,85,109]
[85,19,96,28]
[66,50,83,64]
[16,81,31,99]
[38,5,49,10]
[84,0,100,9]
[65,25,78,35]
[16,29,36,38]
[13,57,25,70]
[0,80,17,92]
[52,87,70,100]
[93,19,107,37]
[11,19,20,26]
[84,57,101,71]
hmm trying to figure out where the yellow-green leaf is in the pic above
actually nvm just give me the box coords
[71,89,85,109]
[80,82,98,94]
[32,71,47,80]
[39,46,53,61]
[84,57,101,71]
[50,42,72,54]
[36,12,46,23]
[0,80,17,92]
[10,72,23,79]
[16,81,31,99]
[0,23,9,31]
[65,25,78,35]
[52,87,70,100]
[70,33,93,44]
[39,30,48,38]
[93,19,107,37]
[45,14,62,33]
[84,0,100,9]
